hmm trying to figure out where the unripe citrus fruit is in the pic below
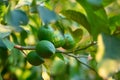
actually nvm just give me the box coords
[38,25,54,41]
[62,33,76,49]
[36,40,56,58]
[37,25,65,48]
[52,31,65,48]
[26,51,44,66]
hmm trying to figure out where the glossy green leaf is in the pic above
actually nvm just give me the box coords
[62,10,91,33]
[5,9,29,31]
[2,38,15,50]
[96,33,120,78]
[37,6,58,24]
[77,0,110,40]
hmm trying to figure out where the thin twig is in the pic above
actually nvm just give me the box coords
[74,41,97,52]
[63,53,98,74]
[56,41,97,54]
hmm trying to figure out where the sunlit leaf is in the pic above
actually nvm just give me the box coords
[16,0,32,8]
[77,0,110,40]
[5,9,29,31]
[96,33,120,78]
[37,6,58,24]
[62,10,91,33]
[2,38,15,50]
[0,2,6,17]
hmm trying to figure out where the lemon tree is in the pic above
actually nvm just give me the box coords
[0,0,120,80]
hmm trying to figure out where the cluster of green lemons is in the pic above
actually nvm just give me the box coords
[26,25,76,66]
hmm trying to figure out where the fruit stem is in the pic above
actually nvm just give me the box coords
[74,41,97,52]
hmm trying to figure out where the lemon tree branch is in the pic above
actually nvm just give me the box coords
[14,45,35,50]
[14,42,97,73]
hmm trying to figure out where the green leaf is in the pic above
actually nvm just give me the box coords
[96,33,120,78]
[2,38,15,50]
[9,48,23,65]
[77,0,110,40]
[0,2,6,17]
[5,9,29,31]
[70,28,83,43]
[11,33,19,44]
[62,10,91,33]
[0,32,11,39]
[20,29,28,45]
[55,53,64,61]
[102,0,115,6]
[0,39,6,48]
[30,0,37,13]
[51,58,66,75]
[109,14,120,27]
[37,6,58,24]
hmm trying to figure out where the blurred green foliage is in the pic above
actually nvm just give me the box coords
[0,0,120,80]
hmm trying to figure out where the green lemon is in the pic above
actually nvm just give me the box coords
[38,25,54,41]
[62,33,76,49]
[37,25,65,48]
[36,40,56,58]
[51,31,65,48]
[26,51,44,66]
